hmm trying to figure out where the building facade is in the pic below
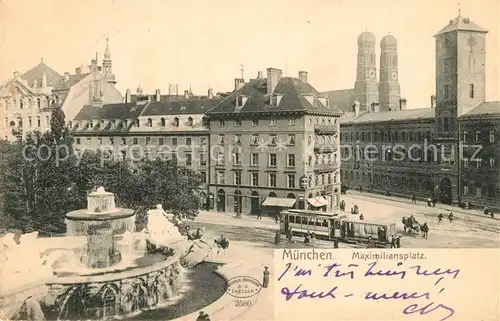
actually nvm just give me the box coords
[206,68,342,216]
[331,13,499,209]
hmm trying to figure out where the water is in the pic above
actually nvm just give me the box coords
[126,262,227,320]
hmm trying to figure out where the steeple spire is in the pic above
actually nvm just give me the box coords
[458,3,461,16]
[104,38,111,60]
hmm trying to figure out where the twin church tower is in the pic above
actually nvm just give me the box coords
[354,31,401,112]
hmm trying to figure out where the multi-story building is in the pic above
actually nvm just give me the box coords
[0,40,122,141]
[71,87,221,206]
[329,13,499,210]
[206,68,343,216]
[459,102,500,209]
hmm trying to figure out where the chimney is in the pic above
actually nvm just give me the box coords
[298,71,308,83]
[208,88,214,99]
[75,67,81,75]
[266,68,282,95]
[13,71,20,79]
[234,78,244,91]
[431,95,436,108]
[155,89,161,102]
[353,100,360,117]
[184,90,190,99]
[125,89,131,103]
[399,98,407,110]
[64,72,70,82]
[257,71,264,79]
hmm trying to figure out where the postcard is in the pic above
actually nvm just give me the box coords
[0,0,498,320]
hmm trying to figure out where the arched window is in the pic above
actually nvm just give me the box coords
[173,117,179,127]
[160,118,166,126]
[187,117,193,126]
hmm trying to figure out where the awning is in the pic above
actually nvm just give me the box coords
[261,197,297,208]
[307,196,329,207]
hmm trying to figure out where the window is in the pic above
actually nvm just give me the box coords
[463,185,468,195]
[287,154,295,167]
[121,137,127,145]
[185,153,192,166]
[133,138,138,145]
[218,134,225,145]
[251,172,259,186]
[463,158,469,168]
[443,116,450,132]
[463,131,468,142]
[76,138,81,144]
[233,152,241,165]
[159,137,164,145]
[146,137,151,145]
[28,116,32,127]
[308,136,312,145]
[252,119,258,127]
[490,130,496,143]
[288,134,295,146]
[200,152,207,166]
[98,137,103,145]
[217,152,225,165]
[216,171,225,184]
[186,137,192,145]
[269,119,276,126]
[173,117,179,127]
[469,84,474,99]
[476,187,481,197]
[288,174,296,188]
[37,98,41,108]
[251,153,259,166]
[269,134,277,145]
[288,118,295,126]
[109,137,114,145]
[160,118,166,126]
[187,117,193,126]
[234,172,242,185]
[444,85,450,100]
[234,120,241,127]
[37,116,41,127]
[200,137,207,145]
[490,157,495,168]
[268,173,277,187]
[200,172,207,184]
[475,130,480,142]
[268,154,277,167]
[234,134,241,145]
[172,137,178,145]
[476,159,482,168]
[46,116,50,126]
[147,118,152,127]
[251,134,259,145]
[218,120,225,127]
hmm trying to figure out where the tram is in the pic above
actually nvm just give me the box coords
[279,209,396,244]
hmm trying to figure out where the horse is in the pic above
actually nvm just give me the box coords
[402,216,420,234]
[420,223,429,240]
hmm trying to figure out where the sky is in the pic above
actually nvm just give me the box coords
[1,0,499,108]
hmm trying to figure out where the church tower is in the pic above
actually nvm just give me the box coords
[102,38,117,86]
[379,34,401,111]
[354,31,379,112]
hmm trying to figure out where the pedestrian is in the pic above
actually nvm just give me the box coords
[262,266,270,288]
[333,238,339,248]
[257,210,262,219]
[367,236,373,248]
[311,234,316,247]
[412,195,416,204]
[359,213,364,220]
[427,198,431,207]
[390,235,396,248]
[203,313,211,321]
[196,311,206,321]
[396,236,401,248]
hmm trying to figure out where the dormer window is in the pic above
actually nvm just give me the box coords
[202,117,209,127]
[187,117,193,127]
[135,119,140,127]
[147,118,152,127]
[160,118,166,127]
[123,119,128,128]
[89,121,93,129]
[236,95,247,109]
[173,117,179,127]
[111,120,116,128]
[270,94,282,106]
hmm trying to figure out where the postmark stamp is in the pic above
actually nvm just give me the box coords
[226,276,262,299]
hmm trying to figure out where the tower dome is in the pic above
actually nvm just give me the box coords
[358,31,376,46]
[381,34,397,47]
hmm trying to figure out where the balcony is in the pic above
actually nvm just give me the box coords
[314,125,337,134]
[314,143,337,153]
[313,162,338,173]
[433,132,458,141]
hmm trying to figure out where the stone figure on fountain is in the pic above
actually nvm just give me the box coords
[145,204,187,252]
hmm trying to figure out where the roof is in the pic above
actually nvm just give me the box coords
[20,59,63,87]
[54,73,90,90]
[381,34,397,47]
[459,101,500,118]
[435,15,488,36]
[206,76,343,116]
[141,98,222,116]
[73,103,146,121]
[358,31,376,45]
[340,107,435,125]
[321,88,356,112]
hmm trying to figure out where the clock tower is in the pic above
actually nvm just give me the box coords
[379,34,401,111]
[354,31,379,112]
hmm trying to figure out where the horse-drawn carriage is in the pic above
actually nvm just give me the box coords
[402,215,420,234]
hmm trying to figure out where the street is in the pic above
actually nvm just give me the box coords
[188,193,500,249]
